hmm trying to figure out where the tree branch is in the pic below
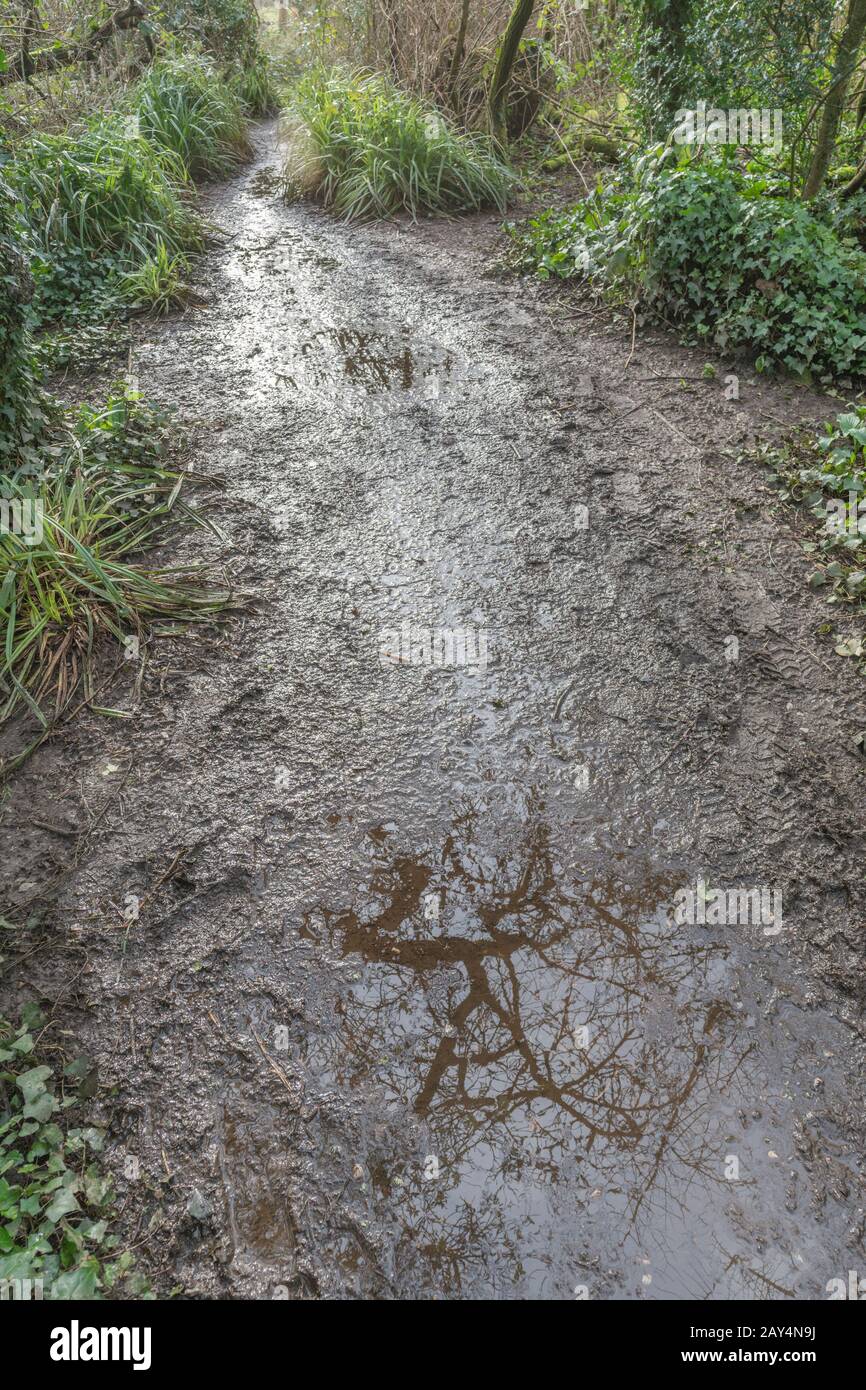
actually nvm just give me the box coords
[0,2,147,88]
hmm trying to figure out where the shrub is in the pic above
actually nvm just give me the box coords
[154,0,261,66]
[282,69,513,221]
[508,147,866,384]
[134,53,252,180]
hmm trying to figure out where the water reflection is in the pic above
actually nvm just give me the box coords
[309,804,756,1291]
[279,328,456,397]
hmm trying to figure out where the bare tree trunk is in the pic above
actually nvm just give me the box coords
[488,0,534,146]
[383,0,400,77]
[20,0,41,80]
[803,0,866,199]
[448,0,471,99]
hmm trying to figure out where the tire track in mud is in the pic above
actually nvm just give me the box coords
[3,123,865,1300]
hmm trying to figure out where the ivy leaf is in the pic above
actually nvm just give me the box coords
[44,1188,79,1224]
[24,1092,57,1123]
[15,1065,52,1106]
[49,1258,100,1301]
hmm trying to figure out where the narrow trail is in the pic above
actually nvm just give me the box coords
[4,122,865,1299]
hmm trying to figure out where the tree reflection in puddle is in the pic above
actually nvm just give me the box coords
[310,803,759,1294]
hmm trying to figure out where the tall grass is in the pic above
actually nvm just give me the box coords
[134,55,253,181]
[227,51,283,118]
[0,393,228,740]
[1,55,249,762]
[8,120,204,325]
[281,69,513,220]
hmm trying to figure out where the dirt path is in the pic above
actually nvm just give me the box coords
[3,122,866,1300]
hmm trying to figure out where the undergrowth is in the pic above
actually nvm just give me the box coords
[0,173,54,471]
[762,408,866,667]
[0,48,245,773]
[0,1003,148,1299]
[282,68,513,220]
[134,54,252,181]
[227,50,282,118]
[0,391,229,769]
[507,146,866,386]
[8,121,205,330]
[3,50,262,336]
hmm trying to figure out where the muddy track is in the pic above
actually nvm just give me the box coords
[3,121,866,1301]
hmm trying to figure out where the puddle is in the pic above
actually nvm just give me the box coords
[277,327,458,399]
[278,808,819,1298]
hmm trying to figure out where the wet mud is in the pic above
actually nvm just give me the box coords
[2,122,865,1300]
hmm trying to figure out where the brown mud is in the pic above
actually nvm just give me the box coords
[2,121,865,1300]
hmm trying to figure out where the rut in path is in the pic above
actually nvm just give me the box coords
[4,123,865,1299]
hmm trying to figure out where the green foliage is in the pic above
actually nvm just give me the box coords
[0,172,54,472]
[153,0,261,65]
[134,53,252,180]
[7,121,204,328]
[34,322,132,377]
[120,239,191,314]
[508,148,866,384]
[685,0,836,115]
[0,390,228,731]
[152,3,277,118]
[283,69,513,221]
[0,1004,148,1299]
[0,54,243,749]
[226,49,282,118]
[622,0,837,146]
[629,0,697,134]
[765,410,866,641]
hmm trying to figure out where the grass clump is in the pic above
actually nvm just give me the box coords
[0,390,228,748]
[507,147,866,385]
[134,54,252,181]
[8,121,204,328]
[227,50,282,118]
[0,1003,148,1299]
[120,239,193,315]
[281,68,512,220]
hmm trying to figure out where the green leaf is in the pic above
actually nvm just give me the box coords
[15,1066,52,1106]
[23,1093,57,1123]
[49,1258,100,1300]
[44,1188,79,1223]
